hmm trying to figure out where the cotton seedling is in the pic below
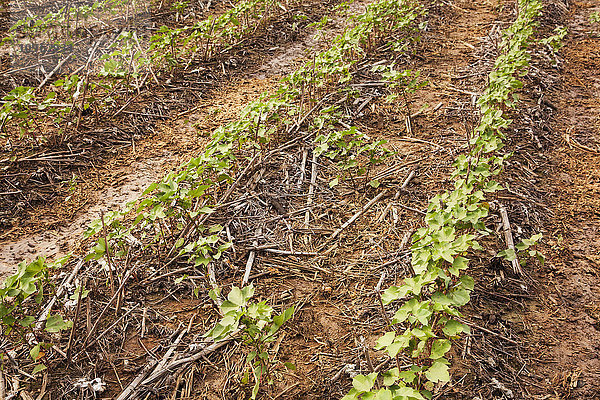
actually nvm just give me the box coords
[207,285,294,399]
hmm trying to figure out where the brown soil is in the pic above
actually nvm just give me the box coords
[522,0,600,397]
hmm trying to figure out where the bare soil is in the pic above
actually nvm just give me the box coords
[522,0,600,397]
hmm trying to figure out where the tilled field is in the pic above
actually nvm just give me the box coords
[1,0,599,399]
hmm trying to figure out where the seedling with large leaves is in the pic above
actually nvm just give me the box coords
[207,285,294,399]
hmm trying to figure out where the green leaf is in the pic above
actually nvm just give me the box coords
[220,314,238,326]
[208,288,220,302]
[19,316,36,327]
[392,303,411,324]
[381,285,409,304]
[398,370,416,384]
[32,364,47,375]
[386,339,408,358]
[352,372,378,392]
[273,306,294,327]
[341,388,360,400]
[394,387,425,400]
[449,289,470,307]
[530,233,543,242]
[174,274,188,284]
[532,250,545,265]
[284,362,296,370]
[412,301,433,325]
[251,364,261,400]
[228,287,246,306]
[484,180,503,192]
[220,300,239,315]
[425,361,450,383]
[430,339,451,359]
[198,206,215,214]
[375,331,395,349]
[459,275,475,291]
[515,241,528,251]
[374,389,392,400]
[69,286,90,301]
[498,248,516,261]
[142,182,158,195]
[442,319,467,336]
[449,256,469,276]
[381,368,399,386]
[241,285,255,302]
[35,286,44,304]
[45,314,73,333]
[209,224,223,233]
[30,343,42,360]
[206,323,228,340]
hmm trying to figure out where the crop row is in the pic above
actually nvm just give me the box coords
[81,0,425,273]
[343,1,545,399]
[0,0,303,146]
[7,0,129,38]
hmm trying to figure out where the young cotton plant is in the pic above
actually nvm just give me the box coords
[149,0,286,67]
[315,124,393,189]
[374,63,427,115]
[79,0,427,280]
[7,0,128,38]
[313,65,426,190]
[0,256,74,374]
[99,31,149,84]
[497,232,545,266]
[539,26,568,53]
[207,285,294,400]
[282,0,425,98]
[0,86,60,142]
